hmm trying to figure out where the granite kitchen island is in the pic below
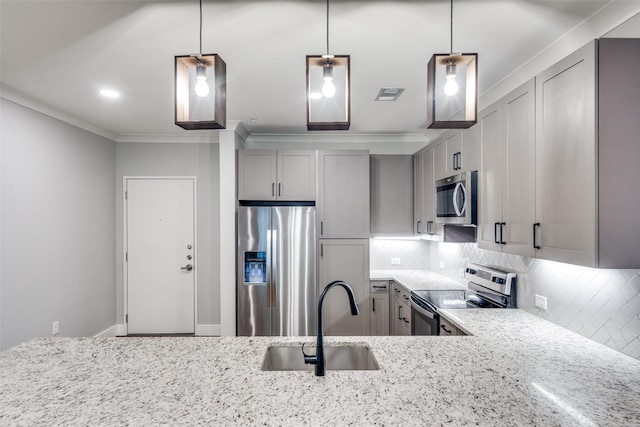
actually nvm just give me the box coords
[2,310,639,426]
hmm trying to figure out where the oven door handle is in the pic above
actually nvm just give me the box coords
[411,300,437,320]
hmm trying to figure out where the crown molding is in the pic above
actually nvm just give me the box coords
[0,83,118,142]
[246,132,429,145]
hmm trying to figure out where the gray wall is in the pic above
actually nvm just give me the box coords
[115,143,220,329]
[0,99,116,350]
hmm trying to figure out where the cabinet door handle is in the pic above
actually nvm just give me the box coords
[402,317,410,324]
[533,223,541,249]
[372,299,375,312]
[416,220,422,234]
[320,243,324,258]
[427,221,433,235]
[398,305,402,320]
[501,222,506,245]
[320,221,324,236]
[494,222,500,244]
[441,324,452,334]
[372,285,387,290]
[271,183,275,197]
[452,153,457,171]
[278,183,282,197]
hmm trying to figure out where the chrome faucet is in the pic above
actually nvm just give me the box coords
[303,280,359,376]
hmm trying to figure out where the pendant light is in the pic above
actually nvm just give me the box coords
[175,0,226,130]
[426,0,477,129]
[306,0,350,131]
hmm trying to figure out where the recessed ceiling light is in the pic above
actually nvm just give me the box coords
[375,87,405,101]
[99,89,120,98]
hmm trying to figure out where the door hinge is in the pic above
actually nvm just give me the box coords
[125,191,128,200]
[125,314,128,323]
[125,252,128,262]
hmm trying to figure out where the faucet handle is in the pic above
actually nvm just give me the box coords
[301,342,318,365]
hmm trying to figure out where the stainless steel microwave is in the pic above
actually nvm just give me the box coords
[435,171,477,225]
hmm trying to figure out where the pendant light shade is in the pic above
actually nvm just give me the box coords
[306,0,350,131]
[426,52,477,129]
[306,55,350,130]
[174,0,226,130]
[175,54,226,129]
[426,0,477,129]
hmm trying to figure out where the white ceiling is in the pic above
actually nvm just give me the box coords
[1,1,639,141]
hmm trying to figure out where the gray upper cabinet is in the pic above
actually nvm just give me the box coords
[317,150,370,239]
[237,150,277,200]
[414,146,441,238]
[370,155,414,237]
[237,150,316,201]
[433,128,480,180]
[535,42,597,267]
[478,79,536,257]
[534,38,640,268]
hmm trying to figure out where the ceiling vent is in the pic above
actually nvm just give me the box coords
[375,87,405,101]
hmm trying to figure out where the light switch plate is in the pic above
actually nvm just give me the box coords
[391,257,401,265]
[535,295,547,310]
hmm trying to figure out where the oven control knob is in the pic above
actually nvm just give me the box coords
[465,268,477,275]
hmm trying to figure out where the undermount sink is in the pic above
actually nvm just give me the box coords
[261,344,379,371]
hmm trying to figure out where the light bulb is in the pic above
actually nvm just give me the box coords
[322,61,336,98]
[444,75,459,96]
[443,60,459,96]
[195,62,210,97]
[195,76,210,97]
[322,79,336,98]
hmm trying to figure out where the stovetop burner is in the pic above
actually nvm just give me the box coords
[411,264,517,311]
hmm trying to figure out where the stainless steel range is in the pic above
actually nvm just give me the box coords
[410,263,517,335]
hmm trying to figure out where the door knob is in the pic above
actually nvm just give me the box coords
[181,264,193,272]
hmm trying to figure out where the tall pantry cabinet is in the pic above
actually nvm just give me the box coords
[317,150,371,335]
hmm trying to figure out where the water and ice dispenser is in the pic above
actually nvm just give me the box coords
[244,251,267,284]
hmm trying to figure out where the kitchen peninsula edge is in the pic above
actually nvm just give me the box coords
[2,309,639,426]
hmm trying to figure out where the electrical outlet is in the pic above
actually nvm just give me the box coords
[391,257,401,265]
[439,260,445,270]
[52,321,59,336]
[534,295,547,310]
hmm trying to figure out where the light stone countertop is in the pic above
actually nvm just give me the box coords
[2,310,639,426]
[371,269,466,291]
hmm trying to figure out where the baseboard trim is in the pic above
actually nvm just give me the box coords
[103,324,218,337]
[94,325,118,338]
[195,324,221,336]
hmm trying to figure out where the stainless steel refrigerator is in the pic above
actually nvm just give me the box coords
[237,206,316,336]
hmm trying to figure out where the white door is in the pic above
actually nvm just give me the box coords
[126,178,195,334]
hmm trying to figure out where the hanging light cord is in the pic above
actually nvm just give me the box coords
[450,0,453,54]
[199,0,203,56]
[326,0,330,55]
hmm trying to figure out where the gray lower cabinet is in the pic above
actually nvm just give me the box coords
[439,316,465,336]
[370,155,414,237]
[370,281,390,336]
[390,281,411,336]
[318,239,370,336]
